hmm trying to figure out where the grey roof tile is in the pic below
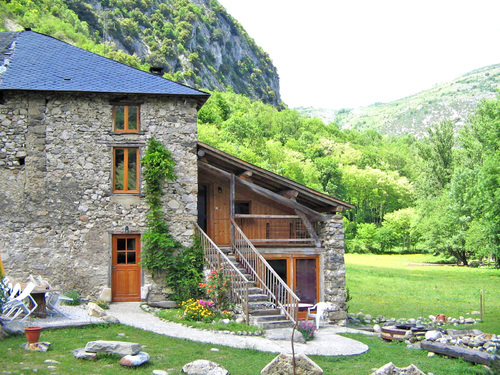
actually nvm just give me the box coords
[0,31,209,98]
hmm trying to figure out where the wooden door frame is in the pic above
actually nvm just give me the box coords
[111,233,142,302]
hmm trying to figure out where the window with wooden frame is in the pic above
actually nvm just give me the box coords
[113,105,140,132]
[113,147,139,193]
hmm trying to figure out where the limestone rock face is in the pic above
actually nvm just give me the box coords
[119,351,150,367]
[261,353,323,375]
[182,359,230,375]
[84,340,141,356]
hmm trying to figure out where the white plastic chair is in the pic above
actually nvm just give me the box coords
[36,276,72,317]
[306,302,331,329]
[46,292,72,317]
[2,282,38,321]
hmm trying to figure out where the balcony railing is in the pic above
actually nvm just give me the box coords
[235,214,318,246]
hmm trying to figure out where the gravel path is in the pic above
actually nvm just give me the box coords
[32,302,369,356]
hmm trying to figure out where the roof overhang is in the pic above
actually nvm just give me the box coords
[197,142,355,217]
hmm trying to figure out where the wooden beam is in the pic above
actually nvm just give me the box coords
[238,171,253,181]
[230,173,235,244]
[279,189,299,200]
[421,341,499,366]
[235,214,300,219]
[199,162,328,222]
[295,209,322,248]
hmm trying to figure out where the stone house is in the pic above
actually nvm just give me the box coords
[0,31,352,324]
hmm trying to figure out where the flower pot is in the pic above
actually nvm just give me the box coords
[25,326,42,343]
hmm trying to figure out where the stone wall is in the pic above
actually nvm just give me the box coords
[319,214,347,323]
[0,90,199,299]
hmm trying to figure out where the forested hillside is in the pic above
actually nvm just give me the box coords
[0,0,281,105]
[298,64,500,137]
[199,92,500,267]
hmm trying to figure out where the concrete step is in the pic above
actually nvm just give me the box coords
[249,308,282,316]
[258,320,294,330]
[248,301,275,310]
[248,294,268,302]
[251,313,287,322]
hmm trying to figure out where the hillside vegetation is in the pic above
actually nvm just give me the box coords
[298,64,500,136]
[0,0,281,105]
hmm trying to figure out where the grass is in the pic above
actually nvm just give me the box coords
[0,324,489,374]
[1,253,498,374]
[345,253,500,334]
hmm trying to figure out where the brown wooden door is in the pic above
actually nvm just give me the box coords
[112,234,141,302]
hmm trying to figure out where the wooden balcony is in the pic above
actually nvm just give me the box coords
[235,214,320,247]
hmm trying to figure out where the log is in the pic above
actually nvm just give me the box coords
[421,341,499,366]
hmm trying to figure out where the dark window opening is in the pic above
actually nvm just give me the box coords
[18,157,25,166]
[235,202,250,215]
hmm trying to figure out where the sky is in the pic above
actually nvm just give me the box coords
[217,0,500,109]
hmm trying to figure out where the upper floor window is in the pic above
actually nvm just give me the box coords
[113,147,139,193]
[113,105,139,132]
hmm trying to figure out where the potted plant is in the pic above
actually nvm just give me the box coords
[25,326,43,343]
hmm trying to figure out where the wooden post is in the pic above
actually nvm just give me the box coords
[230,173,235,247]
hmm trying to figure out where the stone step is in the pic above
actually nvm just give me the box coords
[248,294,269,302]
[249,308,282,316]
[258,320,294,330]
[251,314,287,322]
[248,301,275,310]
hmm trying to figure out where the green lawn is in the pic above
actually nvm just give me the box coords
[345,253,500,334]
[0,324,488,374]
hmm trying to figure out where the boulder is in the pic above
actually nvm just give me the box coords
[425,330,443,341]
[119,351,150,367]
[261,353,323,375]
[99,288,112,303]
[88,302,107,318]
[371,362,425,375]
[103,315,120,324]
[85,340,141,355]
[182,359,229,375]
[73,348,98,361]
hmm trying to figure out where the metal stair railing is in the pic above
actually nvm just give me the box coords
[230,219,300,323]
[195,224,251,324]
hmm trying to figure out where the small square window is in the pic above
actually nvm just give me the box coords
[113,105,139,132]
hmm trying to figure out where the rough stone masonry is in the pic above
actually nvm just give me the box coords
[0,90,199,299]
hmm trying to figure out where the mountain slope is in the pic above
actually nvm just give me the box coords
[0,0,281,106]
[297,64,500,136]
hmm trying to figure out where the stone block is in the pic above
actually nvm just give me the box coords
[88,302,107,318]
[84,340,141,355]
[261,353,323,375]
[182,359,229,375]
[99,288,112,303]
[73,348,98,361]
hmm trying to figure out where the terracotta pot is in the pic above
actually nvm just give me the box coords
[25,326,42,343]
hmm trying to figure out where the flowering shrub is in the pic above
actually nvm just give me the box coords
[181,298,217,322]
[199,269,231,310]
[297,320,317,341]
[220,310,233,320]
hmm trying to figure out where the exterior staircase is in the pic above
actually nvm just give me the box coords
[225,253,293,329]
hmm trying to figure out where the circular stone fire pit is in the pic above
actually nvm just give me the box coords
[381,325,429,341]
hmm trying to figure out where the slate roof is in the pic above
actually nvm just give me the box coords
[0,31,209,99]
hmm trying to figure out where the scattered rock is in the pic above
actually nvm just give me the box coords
[210,348,220,352]
[425,331,443,341]
[152,370,168,375]
[373,324,382,333]
[103,315,120,324]
[265,328,306,343]
[88,302,107,318]
[235,317,245,324]
[182,359,229,375]
[23,342,51,352]
[261,353,323,375]
[73,348,98,361]
[428,352,435,357]
[371,362,426,375]
[85,340,141,355]
[99,288,112,303]
[119,351,150,367]
[44,360,60,364]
